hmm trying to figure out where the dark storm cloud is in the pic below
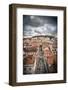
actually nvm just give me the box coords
[23,16,40,27]
[23,15,57,27]
[23,15,57,38]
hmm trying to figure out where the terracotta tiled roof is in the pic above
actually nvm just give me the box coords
[23,47,37,52]
[23,55,34,65]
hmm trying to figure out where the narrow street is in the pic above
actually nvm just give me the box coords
[34,45,49,74]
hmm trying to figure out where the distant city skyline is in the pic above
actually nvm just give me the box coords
[23,15,57,38]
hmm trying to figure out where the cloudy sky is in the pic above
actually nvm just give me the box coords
[23,15,57,38]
